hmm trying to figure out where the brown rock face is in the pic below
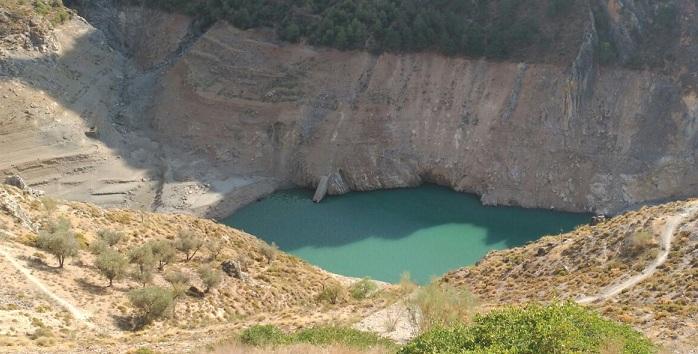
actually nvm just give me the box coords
[150,21,698,214]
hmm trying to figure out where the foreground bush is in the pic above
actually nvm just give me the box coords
[239,325,394,350]
[400,302,655,354]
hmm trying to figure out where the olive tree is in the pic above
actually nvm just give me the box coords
[128,286,173,325]
[95,249,128,287]
[128,244,156,286]
[37,218,78,268]
[174,230,204,262]
[149,239,176,271]
[164,270,190,316]
[206,239,224,261]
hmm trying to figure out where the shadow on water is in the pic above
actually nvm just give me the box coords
[221,184,591,283]
[223,184,589,250]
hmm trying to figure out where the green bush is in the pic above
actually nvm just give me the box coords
[317,282,345,304]
[97,229,124,247]
[127,286,173,325]
[164,270,189,316]
[400,302,655,354]
[197,264,222,293]
[240,325,287,346]
[349,277,378,300]
[37,218,78,268]
[95,249,128,287]
[239,325,394,349]
[128,244,156,286]
[293,326,393,349]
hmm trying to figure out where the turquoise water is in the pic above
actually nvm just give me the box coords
[221,185,589,284]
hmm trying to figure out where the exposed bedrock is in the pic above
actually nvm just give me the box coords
[150,20,698,214]
[3,1,697,217]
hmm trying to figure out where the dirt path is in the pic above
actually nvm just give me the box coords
[577,204,698,304]
[0,244,94,328]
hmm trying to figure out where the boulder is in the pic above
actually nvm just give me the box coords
[187,286,205,298]
[4,175,26,190]
[221,260,243,279]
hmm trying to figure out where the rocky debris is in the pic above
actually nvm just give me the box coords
[4,175,26,190]
[221,260,247,280]
[591,215,607,226]
[3,175,43,198]
[0,8,57,53]
[312,175,329,203]
[0,189,38,232]
[328,172,350,195]
[84,126,99,139]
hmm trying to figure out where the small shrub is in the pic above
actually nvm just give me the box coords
[130,348,158,354]
[128,286,173,325]
[95,249,128,287]
[197,264,222,293]
[174,230,204,262]
[89,240,109,255]
[97,229,124,247]
[18,232,38,247]
[239,325,395,349]
[399,272,418,294]
[37,218,78,268]
[260,241,278,264]
[164,270,189,315]
[409,282,476,332]
[349,277,378,300]
[317,282,345,305]
[240,325,287,346]
[623,230,655,257]
[39,197,58,215]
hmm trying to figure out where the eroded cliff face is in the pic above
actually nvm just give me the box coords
[2,0,697,216]
[149,16,697,214]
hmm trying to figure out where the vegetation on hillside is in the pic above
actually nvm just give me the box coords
[129,0,579,59]
[1,0,72,30]
[238,325,396,350]
[399,302,655,354]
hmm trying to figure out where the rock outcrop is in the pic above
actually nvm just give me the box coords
[2,0,696,217]
[150,15,697,214]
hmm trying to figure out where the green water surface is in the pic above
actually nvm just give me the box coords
[221,185,589,284]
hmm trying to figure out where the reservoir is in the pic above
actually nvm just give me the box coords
[221,185,589,284]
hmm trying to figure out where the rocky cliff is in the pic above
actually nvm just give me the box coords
[1,0,697,216]
[149,1,698,214]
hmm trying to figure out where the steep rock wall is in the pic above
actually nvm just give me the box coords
[150,20,697,214]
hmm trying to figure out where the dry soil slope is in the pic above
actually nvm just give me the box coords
[0,185,394,353]
[443,199,698,350]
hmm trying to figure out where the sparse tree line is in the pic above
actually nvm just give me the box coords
[33,217,266,326]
